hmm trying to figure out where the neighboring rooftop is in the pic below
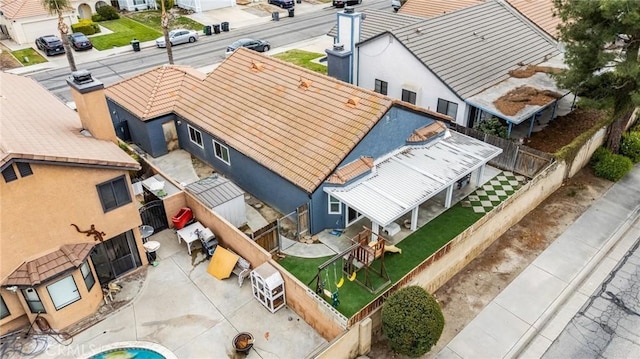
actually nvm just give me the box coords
[399,0,483,18]
[0,72,140,170]
[326,9,423,42]
[382,0,560,99]
[506,0,561,39]
[0,0,49,19]
[4,243,95,286]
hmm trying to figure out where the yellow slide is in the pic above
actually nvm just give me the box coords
[384,244,402,254]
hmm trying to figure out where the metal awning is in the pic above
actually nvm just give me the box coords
[324,131,502,227]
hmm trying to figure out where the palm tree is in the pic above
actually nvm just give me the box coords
[41,0,76,71]
[160,0,174,65]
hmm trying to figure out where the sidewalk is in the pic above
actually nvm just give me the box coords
[438,164,640,358]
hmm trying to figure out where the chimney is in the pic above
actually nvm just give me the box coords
[327,7,363,84]
[326,44,351,83]
[66,70,117,143]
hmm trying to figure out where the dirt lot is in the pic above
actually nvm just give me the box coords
[369,110,613,358]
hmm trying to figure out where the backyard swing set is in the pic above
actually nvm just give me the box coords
[308,228,393,308]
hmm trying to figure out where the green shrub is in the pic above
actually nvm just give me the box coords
[71,19,97,35]
[590,146,611,166]
[620,132,640,163]
[594,152,633,181]
[382,286,444,357]
[478,117,508,138]
[97,5,120,20]
[92,14,103,22]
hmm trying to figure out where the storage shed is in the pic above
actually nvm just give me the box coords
[186,176,247,228]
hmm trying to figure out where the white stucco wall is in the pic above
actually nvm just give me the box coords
[356,33,469,126]
[176,0,235,12]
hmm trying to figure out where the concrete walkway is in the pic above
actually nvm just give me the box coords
[438,164,640,359]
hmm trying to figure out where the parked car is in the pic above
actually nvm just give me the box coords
[35,35,65,56]
[333,0,362,7]
[155,29,199,48]
[225,38,271,57]
[268,0,294,8]
[67,32,93,51]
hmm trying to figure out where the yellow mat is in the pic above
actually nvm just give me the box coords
[207,247,239,280]
[384,244,402,254]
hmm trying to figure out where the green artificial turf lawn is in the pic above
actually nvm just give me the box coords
[90,18,161,50]
[273,50,327,75]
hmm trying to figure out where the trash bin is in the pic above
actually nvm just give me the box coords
[221,21,229,32]
[272,11,279,21]
[213,24,221,34]
[204,25,212,36]
[288,8,294,17]
[296,0,301,3]
[130,39,140,52]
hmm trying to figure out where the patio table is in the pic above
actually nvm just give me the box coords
[176,221,205,255]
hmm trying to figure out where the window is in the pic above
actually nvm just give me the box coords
[328,195,341,214]
[21,288,45,313]
[188,125,203,148]
[0,295,9,319]
[97,176,132,212]
[46,276,81,310]
[1,166,17,183]
[16,162,33,177]
[401,89,417,105]
[437,99,459,119]
[213,140,230,165]
[80,261,95,291]
[374,79,388,95]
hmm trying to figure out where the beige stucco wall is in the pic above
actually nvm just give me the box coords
[0,162,144,334]
[567,126,607,178]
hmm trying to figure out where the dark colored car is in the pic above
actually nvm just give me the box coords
[333,0,362,7]
[35,35,65,56]
[68,32,93,51]
[268,0,294,8]
[225,38,271,57]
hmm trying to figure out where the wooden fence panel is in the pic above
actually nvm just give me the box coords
[252,221,279,253]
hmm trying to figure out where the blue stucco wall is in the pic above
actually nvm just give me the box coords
[107,100,174,157]
[175,117,309,217]
[309,107,436,234]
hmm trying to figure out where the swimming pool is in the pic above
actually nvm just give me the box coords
[89,347,164,359]
[84,341,177,359]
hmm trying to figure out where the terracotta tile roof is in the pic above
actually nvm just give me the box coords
[0,0,53,19]
[399,0,484,18]
[407,121,447,143]
[107,49,404,193]
[506,0,560,39]
[4,243,95,286]
[0,72,140,171]
[326,157,374,184]
[105,65,206,121]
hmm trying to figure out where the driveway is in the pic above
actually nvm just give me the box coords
[38,229,327,358]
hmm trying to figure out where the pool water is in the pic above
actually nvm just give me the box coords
[89,347,165,359]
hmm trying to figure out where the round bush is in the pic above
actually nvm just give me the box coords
[97,5,120,20]
[382,286,444,357]
[594,152,633,181]
[620,132,640,163]
[590,146,611,165]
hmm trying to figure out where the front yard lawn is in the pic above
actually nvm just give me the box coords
[125,11,204,32]
[11,48,47,66]
[273,50,327,75]
[90,17,161,50]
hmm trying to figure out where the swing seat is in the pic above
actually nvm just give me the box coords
[336,277,344,288]
[323,289,332,298]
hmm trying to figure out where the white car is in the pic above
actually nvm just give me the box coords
[156,29,199,48]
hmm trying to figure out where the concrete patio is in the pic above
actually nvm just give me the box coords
[35,229,327,358]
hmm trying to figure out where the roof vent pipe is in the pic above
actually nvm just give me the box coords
[333,43,344,51]
[344,7,354,14]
